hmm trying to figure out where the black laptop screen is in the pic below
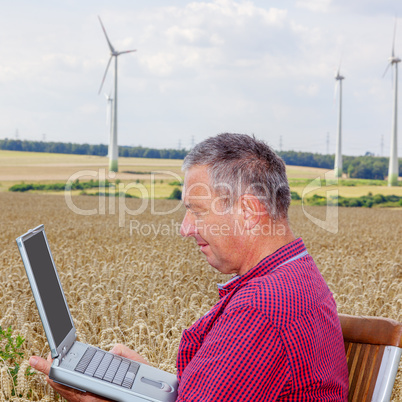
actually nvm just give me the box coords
[24,231,73,347]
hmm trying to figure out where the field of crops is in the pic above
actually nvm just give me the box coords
[0,192,401,400]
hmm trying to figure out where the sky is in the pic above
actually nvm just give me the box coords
[1,0,402,156]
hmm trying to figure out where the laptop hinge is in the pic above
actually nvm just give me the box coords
[57,339,75,361]
[55,329,77,361]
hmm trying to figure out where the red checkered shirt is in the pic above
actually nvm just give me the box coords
[176,238,349,401]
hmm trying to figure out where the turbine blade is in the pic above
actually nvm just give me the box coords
[382,62,392,78]
[337,57,342,77]
[392,16,397,57]
[98,16,115,53]
[98,56,113,95]
[117,49,137,56]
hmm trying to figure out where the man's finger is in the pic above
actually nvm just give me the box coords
[110,344,149,365]
[29,356,52,376]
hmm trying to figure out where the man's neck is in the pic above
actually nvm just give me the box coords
[238,220,296,276]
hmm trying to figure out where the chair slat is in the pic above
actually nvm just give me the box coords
[344,341,385,401]
[353,344,371,401]
[365,344,384,401]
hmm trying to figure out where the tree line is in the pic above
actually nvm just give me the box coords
[0,139,187,160]
[1,138,401,180]
[277,150,401,181]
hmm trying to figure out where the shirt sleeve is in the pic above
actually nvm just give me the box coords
[176,306,291,402]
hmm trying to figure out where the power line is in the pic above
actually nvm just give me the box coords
[381,134,384,156]
[326,132,330,155]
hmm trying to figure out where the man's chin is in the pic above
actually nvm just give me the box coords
[199,248,229,274]
[204,256,226,274]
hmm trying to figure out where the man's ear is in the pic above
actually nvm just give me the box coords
[240,194,264,230]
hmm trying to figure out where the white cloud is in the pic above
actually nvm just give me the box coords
[79,103,99,115]
[296,0,332,13]
[297,83,320,96]
[42,54,81,71]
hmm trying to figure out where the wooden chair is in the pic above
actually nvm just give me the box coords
[339,314,402,402]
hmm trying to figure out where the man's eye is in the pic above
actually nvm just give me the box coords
[192,210,207,217]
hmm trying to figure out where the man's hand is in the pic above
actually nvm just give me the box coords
[29,344,149,402]
[109,343,150,365]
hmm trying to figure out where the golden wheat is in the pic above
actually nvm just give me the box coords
[0,192,400,400]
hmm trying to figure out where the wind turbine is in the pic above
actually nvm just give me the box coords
[105,92,113,157]
[383,19,400,186]
[98,16,136,172]
[334,65,345,178]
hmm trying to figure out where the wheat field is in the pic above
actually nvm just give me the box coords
[0,192,401,401]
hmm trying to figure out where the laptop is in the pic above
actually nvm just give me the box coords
[16,224,178,402]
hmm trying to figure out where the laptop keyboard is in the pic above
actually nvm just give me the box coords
[75,346,140,389]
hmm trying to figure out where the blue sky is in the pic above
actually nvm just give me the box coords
[1,0,402,156]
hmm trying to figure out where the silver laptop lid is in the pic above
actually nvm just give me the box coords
[16,225,76,359]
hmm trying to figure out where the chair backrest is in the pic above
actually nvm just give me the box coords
[339,314,402,402]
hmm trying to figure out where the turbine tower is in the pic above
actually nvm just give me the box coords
[334,67,345,178]
[105,92,113,158]
[98,16,136,172]
[384,20,400,186]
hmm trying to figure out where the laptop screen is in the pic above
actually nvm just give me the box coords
[23,231,73,347]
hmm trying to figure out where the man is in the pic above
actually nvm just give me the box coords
[30,133,349,401]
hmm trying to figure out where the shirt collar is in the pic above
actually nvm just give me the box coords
[218,237,307,298]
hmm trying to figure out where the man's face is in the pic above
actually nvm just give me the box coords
[180,165,245,275]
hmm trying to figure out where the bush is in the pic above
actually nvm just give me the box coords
[306,193,401,208]
[8,183,34,192]
[373,194,386,204]
[168,188,182,200]
[169,181,183,187]
[306,194,327,206]
[290,191,301,200]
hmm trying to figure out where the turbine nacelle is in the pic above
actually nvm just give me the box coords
[333,65,345,103]
[334,57,345,82]
[389,56,401,64]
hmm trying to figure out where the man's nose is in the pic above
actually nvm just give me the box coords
[180,212,196,237]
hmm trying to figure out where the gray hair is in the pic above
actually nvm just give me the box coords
[182,133,291,220]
